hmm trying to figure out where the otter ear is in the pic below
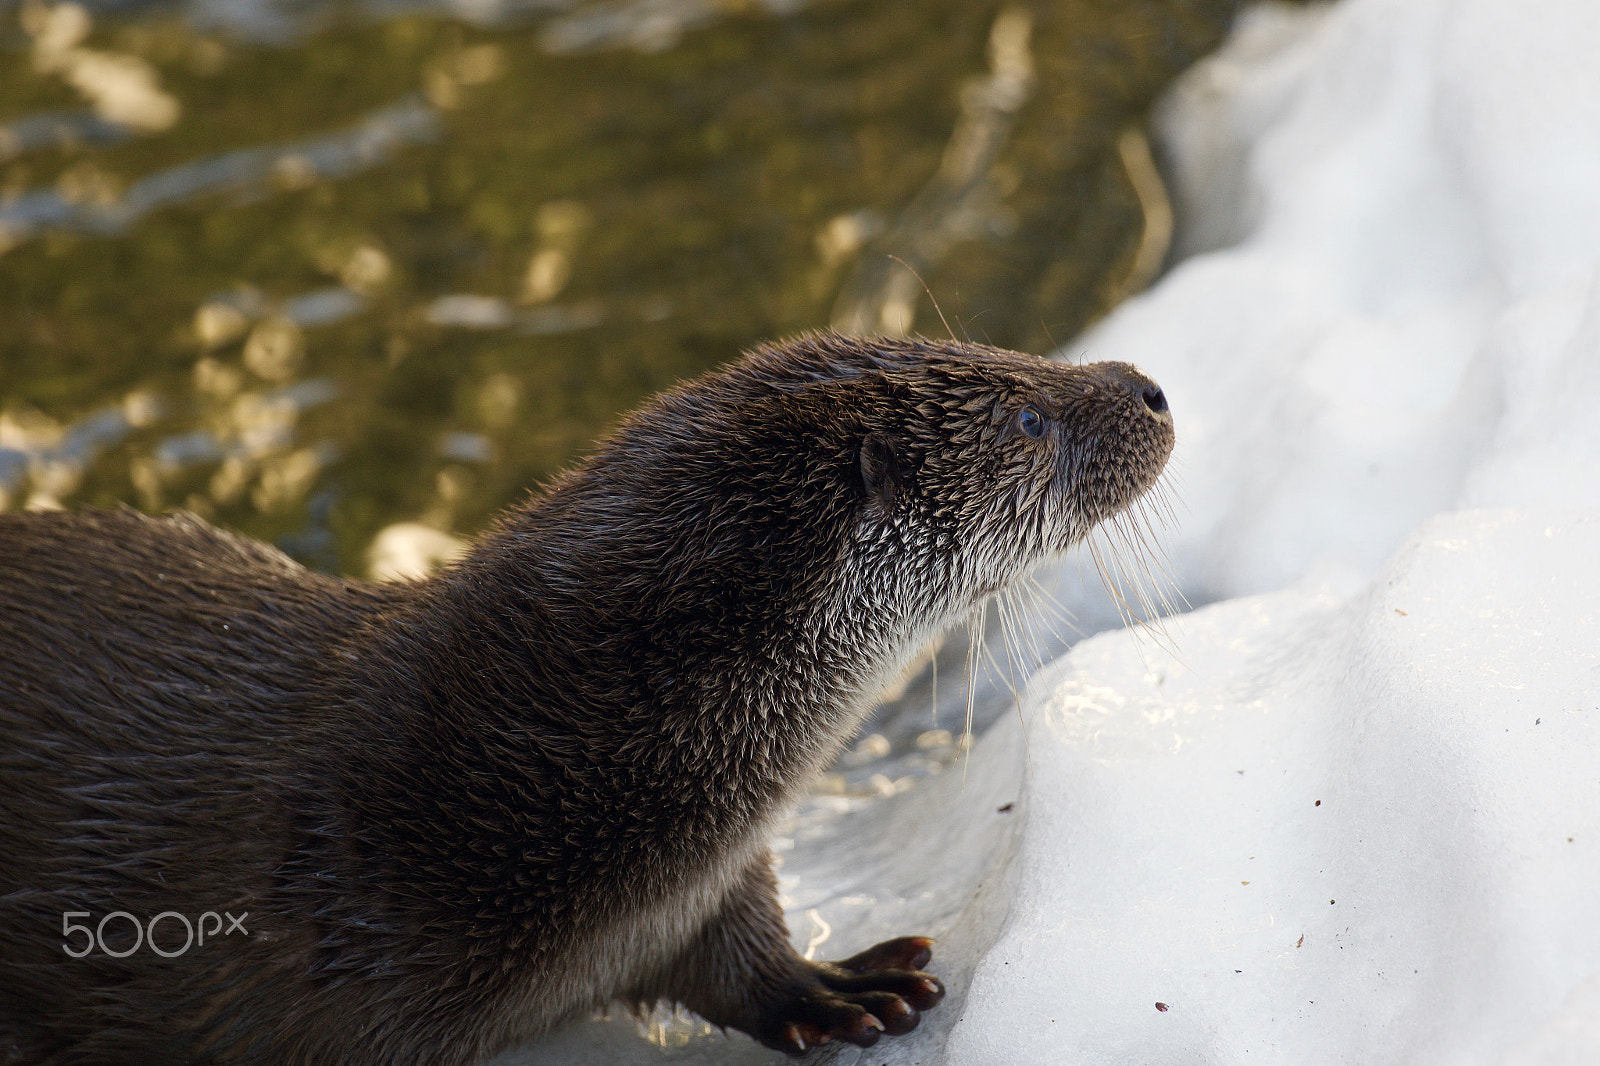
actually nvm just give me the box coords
[859,432,900,513]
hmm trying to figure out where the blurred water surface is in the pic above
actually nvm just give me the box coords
[0,0,1241,573]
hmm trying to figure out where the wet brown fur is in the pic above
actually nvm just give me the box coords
[0,333,1173,1064]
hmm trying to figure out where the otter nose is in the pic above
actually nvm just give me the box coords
[1141,383,1168,415]
[1094,362,1171,422]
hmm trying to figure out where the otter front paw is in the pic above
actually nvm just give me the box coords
[754,936,945,1057]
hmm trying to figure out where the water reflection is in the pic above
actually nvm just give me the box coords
[1,0,1246,574]
[2,97,439,244]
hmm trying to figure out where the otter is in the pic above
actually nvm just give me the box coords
[0,332,1173,1064]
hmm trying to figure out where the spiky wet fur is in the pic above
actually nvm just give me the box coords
[0,333,1173,1064]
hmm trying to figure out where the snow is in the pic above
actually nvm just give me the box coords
[950,509,1599,1065]
[501,0,1600,1061]
[1106,0,1600,604]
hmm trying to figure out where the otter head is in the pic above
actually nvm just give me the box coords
[775,334,1174,650]
[825,337,1172,608]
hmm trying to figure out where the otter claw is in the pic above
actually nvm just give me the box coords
[779,1023,806,1054]
[838,935,934,973]
[753,937,943,1056]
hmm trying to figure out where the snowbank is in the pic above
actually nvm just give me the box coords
[1095,0,1600,602]
[952,509,1600,1064]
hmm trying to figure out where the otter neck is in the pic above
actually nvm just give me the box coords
[369,510,923,867]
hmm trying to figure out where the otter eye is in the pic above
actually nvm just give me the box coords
[1017,404,1046,438]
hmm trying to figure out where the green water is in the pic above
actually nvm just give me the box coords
[0,0,1242,573]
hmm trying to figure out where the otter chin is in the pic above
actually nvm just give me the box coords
[0,332,1173,1064]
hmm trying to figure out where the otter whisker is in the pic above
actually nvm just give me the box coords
[1108,515,1163,622]
[1086,520,1184,661]
[1107,522,1167,633]
[1151,477,1184,533]
[1001,585,1048,673]
[1015,581,1061,672]
[1122,497,1185,619]
[1100,511,1185,660]
[961,599,988,785]
[1121,481,1188,621]
[1133,502,1188,619]
[991,590,1021,687]
[1042,573,1088,635]
[1021,575,1086,660]
[992,585,1030,694]
[1085,533,1135,630]
[997,588,1042,777]
[976,600,1023,697]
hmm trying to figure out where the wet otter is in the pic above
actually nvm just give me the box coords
[0,332,1173,1064]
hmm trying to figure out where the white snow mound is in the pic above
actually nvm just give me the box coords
[951,508,1600,1065]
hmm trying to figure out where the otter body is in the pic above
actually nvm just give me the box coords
[0,334,1172,1064]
